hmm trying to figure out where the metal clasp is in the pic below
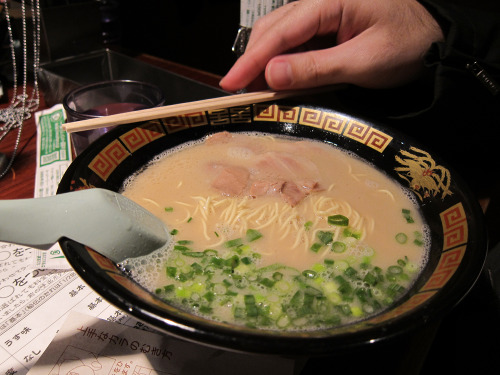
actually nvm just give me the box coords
[466,61,499,96]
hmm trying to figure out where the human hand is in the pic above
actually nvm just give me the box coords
[219,0,444,92]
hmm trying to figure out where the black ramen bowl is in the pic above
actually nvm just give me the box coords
[57,101,487,356]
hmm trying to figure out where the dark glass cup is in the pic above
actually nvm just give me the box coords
[63,80,165,155]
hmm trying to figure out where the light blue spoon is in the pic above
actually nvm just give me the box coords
[0,188,170,264]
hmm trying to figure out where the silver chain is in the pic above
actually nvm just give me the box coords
[0,0,41,179]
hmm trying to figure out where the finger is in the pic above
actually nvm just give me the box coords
[219,52,267,92]
[265,29,422,90]
[246,72,269,92]
[220,0,341,92]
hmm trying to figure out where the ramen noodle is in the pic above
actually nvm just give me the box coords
[121,132,429,330]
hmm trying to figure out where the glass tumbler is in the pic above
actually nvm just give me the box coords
[63,80,165,155]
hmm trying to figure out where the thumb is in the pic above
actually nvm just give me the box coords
[265,49,347,90]
[265,33,423,90]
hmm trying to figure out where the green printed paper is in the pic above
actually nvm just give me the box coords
[38,109,71,167]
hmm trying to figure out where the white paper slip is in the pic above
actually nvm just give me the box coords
[32,104,73,270]
[28,311,297,375]
[240,0,294,27]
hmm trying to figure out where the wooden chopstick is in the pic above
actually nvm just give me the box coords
[62,87,333,133]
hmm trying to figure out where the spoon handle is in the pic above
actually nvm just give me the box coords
[0,194,72,248]
[0,189,170,263]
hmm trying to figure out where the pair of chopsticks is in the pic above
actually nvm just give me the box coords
[62,87,335,133]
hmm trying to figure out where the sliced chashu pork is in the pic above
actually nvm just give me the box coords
[207,133,323,206]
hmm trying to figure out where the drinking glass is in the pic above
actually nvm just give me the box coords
[63,80,165,155]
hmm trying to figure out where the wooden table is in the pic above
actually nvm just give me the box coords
[0,82,42,200]
[0,54,223,200]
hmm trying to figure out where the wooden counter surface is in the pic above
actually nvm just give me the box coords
[0,55,222,200]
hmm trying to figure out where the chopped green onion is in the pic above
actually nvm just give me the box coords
[244,294,259,317]
[336,304,352,316]
[363,272,378,286]
[204,291,215,302]
[343,227,361,239]
[157,226,420,331]
[302,270,317,279]
[166,266,177,278]
[355,288,369,303]
[335,260,349,271]
[328,214,349,226]
[234,307,245,319]
[344,267,357,278]
[170,229,178,236]
[241,257,252,265]
[224,238,244,248]
[177,270,194,282]
[224,255,240,268]
[210,257,225,268]
[413,231,424,246]
[276,315,291,328]
[304,221,313,231]
[259,278,276,287]
[243,294,255,305]
[199,305,213,314]
[388,265,403,275]
[317,231,334,245]
[386,283,405,297]
[360,261,371,269]
[246,305,259,317]
[183,251,204,258]
[187,217,193,223]
[310,243,323,253]
[272,271,283,281]
[402,208,414,223]
[246,229,263,242]
[175,287,190,298]
[331,241,347,253]
[191,263,203,274]
[164,284,175,293]
[164,207,174,212]
[312,263,326,273]
[395,233,408,244]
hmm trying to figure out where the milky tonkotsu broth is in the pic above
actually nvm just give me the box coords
[121,132,429,330]
[122,132,427,271]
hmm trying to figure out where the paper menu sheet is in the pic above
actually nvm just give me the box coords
[0,241,147,375]
[28,312,296,375]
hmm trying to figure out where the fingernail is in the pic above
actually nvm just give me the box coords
[267,60,293,88]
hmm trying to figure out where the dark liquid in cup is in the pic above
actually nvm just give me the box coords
[83,102,148,117]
